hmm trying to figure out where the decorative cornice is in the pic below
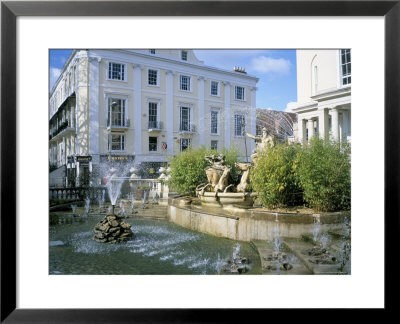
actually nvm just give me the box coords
[88,56,102,63]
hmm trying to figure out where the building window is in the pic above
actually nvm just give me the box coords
[109,134,125,151]
[149,137,157,151]
[148,69,158,86]
[234,114,245,136]
[211,140,218,150]
[211,81,219,96]
[180,138,191,151]
[108,62,125,81]
[180,106,191,131]
[181,50,188,61]
[314,65,318,94]
[235,86,245,100]
[107,98,126,127]
[148,102,158,128]
[211,111,219,134]
[149,49,156,54]
[340,49,351,85]
[180,75,190,91]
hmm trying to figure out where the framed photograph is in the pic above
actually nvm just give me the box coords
[1,0,398,321]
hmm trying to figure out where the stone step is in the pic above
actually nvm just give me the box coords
[251,240,312,275]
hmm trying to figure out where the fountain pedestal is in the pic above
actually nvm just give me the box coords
[93,212,133,243]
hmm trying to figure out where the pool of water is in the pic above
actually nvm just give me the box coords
[49,213,261,275]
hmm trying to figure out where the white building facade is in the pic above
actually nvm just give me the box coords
[49,49,258,186]
[292,49,351,144]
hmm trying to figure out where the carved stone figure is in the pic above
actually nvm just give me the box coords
[244,127,275,163]
[235,162,252,192]
[197,154,233,194]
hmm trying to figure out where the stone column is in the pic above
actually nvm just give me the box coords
[342,109,350,142]
[223,81,231,148]
[166,70,174,155]
[318,108,329,140]
[197,76,205,146]
[331,107,340,142]
[298,118,307,144]
[88,56,101,157]
[133,64,143,158]
[308,119,314,141]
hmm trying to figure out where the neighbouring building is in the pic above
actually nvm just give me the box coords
[49,49,258,187]
[291,49,351,144]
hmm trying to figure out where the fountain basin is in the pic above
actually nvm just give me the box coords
[197,192,257,209]
[169,197,350,242]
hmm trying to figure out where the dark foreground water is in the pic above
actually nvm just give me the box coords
[49,213,261,275]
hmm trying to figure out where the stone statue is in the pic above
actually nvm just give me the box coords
[244,127,275,163]
[235,162,252,192]
[197,154,234,194]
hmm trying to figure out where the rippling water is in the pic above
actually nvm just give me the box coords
[49,214,261,275]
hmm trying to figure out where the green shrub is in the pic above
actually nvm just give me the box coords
[221,146,241,184]
[295,138,351,212]
[168,146,239,196]
[250,143,303,208]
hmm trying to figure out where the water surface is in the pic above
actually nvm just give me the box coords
[49,213,261,275]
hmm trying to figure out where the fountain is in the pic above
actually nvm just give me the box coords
[338,217,351,273]
[130,194,137,215]
[196,153,257,208]
[84,197,91,215]
[93,162,134,243]
[141,190,148,209]
[263,221,293,273]
[119,200,126,217]
[71,204,77,216]
[303,219,340,266]
[98,191,105,213]
[221,243,249,274]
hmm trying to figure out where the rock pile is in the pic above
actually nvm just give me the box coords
[93,214,133,243]
[263,252,293,271]
[305,247,338,265]
[222,255,250,274]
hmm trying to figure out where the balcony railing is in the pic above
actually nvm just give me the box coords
[179,123,196,133]
[107,119,130,130]
[49,120,74,140]
[148,121,163,131]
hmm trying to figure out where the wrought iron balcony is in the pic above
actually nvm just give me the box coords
[148,121,163,131]
[179,123,196,133]
[107,119,130,130]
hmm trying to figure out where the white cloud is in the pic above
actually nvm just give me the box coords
[249,56,291,75]
[285,101,297,112]
[49,67,61,91]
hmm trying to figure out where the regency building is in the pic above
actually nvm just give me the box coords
[292,49,351,144]
[49,49,258,187]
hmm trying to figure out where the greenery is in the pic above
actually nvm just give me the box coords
[294,138,351,212]
[168,146,239,196]
[250,143,303,208]
[168,138,351,212]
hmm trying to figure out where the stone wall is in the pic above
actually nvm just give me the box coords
[168,198,349,242]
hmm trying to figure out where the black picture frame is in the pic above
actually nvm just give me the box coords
[1,0,398,322]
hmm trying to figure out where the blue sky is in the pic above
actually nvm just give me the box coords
[49,49,297,111]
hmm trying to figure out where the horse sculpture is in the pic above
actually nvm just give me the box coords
[235,162,252,192]
[196,154,234,195]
